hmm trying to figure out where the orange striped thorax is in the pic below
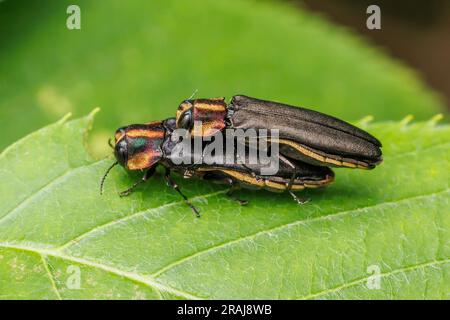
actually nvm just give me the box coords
[114,121,165,170]
[176,97,227,137]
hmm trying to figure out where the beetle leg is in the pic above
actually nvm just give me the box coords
[119,166,156,197]
[225,179,248,206]
[164,168,200,217]
[278,154,311,205]
[278,154,297,190]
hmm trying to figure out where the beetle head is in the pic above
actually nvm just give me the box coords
[100,120,175,195]
[113,122,165,170]
[176,97,227,137]
[176,100,194,131]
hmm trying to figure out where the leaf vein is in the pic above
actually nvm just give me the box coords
[0,159,108,225]
[40,254,63,300]
[56,190,227,251]
[300,258,450,299]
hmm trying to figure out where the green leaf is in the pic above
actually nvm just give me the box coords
[0,112,449,299]
[0,0,446,154]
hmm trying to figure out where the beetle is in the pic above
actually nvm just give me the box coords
[176,95,383,169]
[100,118,335,216]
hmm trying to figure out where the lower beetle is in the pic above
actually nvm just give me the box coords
[176,95,383,169]
[100,118,334,216]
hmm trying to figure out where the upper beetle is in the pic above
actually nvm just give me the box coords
[176,95,382,169]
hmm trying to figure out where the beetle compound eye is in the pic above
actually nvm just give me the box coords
[114,140,128,166]
[118,147,127,164]
[179,109,194,130]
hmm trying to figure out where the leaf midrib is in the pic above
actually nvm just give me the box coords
[0,242,203,300]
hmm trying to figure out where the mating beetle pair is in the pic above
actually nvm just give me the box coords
[101,95,382,216]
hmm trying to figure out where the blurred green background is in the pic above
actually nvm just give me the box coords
[0,0,447,158]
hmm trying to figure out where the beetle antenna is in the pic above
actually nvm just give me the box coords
[100,161,118,195]
[108,138,114,149]
[188,89,198,100]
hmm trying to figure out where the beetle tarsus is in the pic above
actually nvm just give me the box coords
[289,191,310,205]
[119,188,133,197]
[118,166,155,197]
[226,182,248,206]
[119,180,141,197]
